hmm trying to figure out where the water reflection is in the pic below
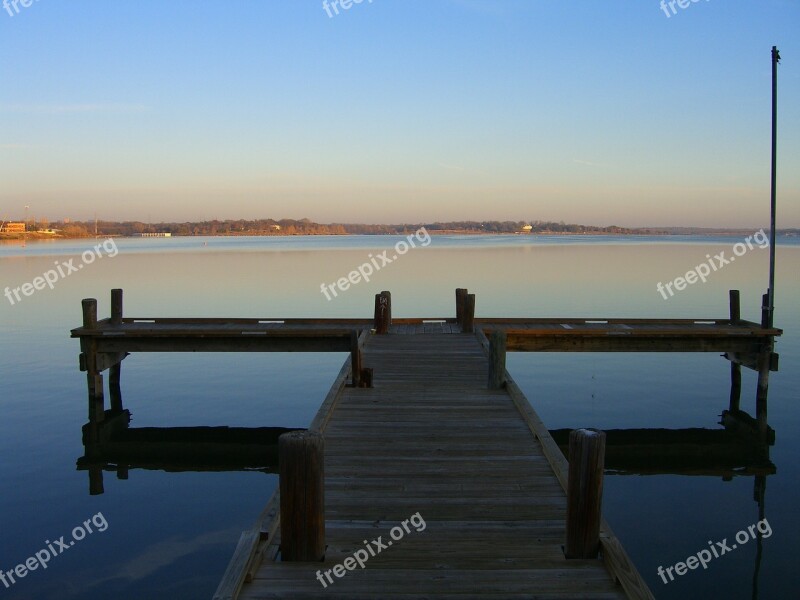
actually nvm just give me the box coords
[77,410,299,495]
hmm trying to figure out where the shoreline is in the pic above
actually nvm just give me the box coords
[2,230,795,242]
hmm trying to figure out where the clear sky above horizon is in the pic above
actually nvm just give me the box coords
[1,0,799,228]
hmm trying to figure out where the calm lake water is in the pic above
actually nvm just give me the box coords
[0,234,797,599]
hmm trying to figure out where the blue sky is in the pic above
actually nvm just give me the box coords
[1,0,798,227]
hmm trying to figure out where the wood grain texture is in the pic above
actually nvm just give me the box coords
[234,332,644,599]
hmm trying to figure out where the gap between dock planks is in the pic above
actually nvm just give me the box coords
[217,330,652,600]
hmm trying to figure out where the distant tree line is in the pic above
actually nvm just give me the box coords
[46,218,643,238]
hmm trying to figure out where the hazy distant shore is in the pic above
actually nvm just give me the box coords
[2,228,797,241]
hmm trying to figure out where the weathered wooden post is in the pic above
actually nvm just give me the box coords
[565,428,606,559]
[81,299,105,436]
[109,288,125,412]
[382,290,392,325]
[761,292,770,329]
[755,350,771,444]
[488,329,506,389]
[455,288,468,326]
[350,330,362,387]
[360,367,373,388]
[279,431,325,562]
[729,290,742,412]
[729,289,741,324]
[82,298,98,330]
[111,288,123,326]
[374,292,391,334]
[462,293,475,333]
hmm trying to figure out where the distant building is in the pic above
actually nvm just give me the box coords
[521,224,533,232]
[1,222,26,233]
[139,232,172,237]
[270,224,281,231]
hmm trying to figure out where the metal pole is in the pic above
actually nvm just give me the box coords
[767,46,779,328]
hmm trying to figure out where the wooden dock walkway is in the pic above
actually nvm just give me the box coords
[221,330,649,599]
[70,288,781,599]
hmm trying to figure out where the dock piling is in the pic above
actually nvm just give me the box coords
[350,330,362,387]
[279,431,325,562]
[82,298,98,329]
[455,288,468,326]
[374,291,391,334]
[729,290,741,324]
[111,288,123,326]
[728,290,742,412]
[462,293,475,333]
[488,329,507,389]
[565,428,606,559]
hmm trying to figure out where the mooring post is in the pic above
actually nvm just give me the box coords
[350,330,362,387]
[82,298,98,330]
[565,428,606,559]
[382,290,392,325]
[360,367,373,388]
[279,431,325,561]
[729,289,741,324]
[374,292,391,334]
[761,292,770,329]
[81,299,105,436]
[462,293,475,333]
[455,288,468,326]
[111,288,123,326]
[488,329,507,389]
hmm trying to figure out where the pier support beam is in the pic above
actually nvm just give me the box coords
[565,428,606,559]
[279,431,325,562]
[756,291,774,451]
[488,330,506,389]
[755,353,771,451]
[729,290,742,412]
[81,298,105,442]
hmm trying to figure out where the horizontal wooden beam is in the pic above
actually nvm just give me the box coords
[91,335,353,354]
[503,332,772,354]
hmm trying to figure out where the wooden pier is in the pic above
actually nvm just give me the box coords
[70,288,780,599]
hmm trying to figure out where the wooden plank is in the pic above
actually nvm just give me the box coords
[213,530,261,600]
[230,332,640,599]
